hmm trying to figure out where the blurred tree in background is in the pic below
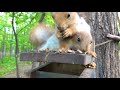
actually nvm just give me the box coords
[0,12,54,77]
[0,12,54,57]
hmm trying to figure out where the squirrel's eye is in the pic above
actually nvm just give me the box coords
[77,37,80,42]
[67,13,70,19]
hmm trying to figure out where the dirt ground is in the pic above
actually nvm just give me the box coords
[3,63,33,78]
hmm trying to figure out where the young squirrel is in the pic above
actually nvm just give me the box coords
[29,12,96,58]
[71,31,96,58]
[52,12,96,58]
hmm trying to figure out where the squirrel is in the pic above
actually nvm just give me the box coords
[52,12,96,58]
[29,23,60,51]
[29,12,96,58]
[70,31,96,58]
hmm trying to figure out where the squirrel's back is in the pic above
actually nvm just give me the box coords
[40,34,60,51]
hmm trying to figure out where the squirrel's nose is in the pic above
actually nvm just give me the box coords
[57,24,64,31]
[57,26,62,31]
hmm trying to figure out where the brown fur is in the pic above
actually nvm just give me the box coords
[72,31,96,58]
[52,12,96,58]
[52,12,79,38]
[29,12,96,58]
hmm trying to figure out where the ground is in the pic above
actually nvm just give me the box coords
[3,62,33,78]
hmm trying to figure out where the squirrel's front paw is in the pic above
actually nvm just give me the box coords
[56,30,63,38]
[91,52,97,58]
[58,49,67,53]
[63,29,73,38]
[87,51,97,58]
[38,48,51,52]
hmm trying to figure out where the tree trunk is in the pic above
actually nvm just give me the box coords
[12,12,20,78]
[10,30,14,56]
[2,27,7,56]
[87,12,120,78]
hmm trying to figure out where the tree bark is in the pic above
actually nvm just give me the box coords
[10,30,14,56]
[2,28,7,56]
[87,12,120,78]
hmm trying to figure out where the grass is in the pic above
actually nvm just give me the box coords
[0,56,32,77]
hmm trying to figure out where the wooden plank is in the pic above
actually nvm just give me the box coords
[25,62,51,75]
[29,63,96,78]
[26,62,96,78]
[79,68,96,78]
[26,62,85,76]
[20,51,93,65]
[32,71,79,78]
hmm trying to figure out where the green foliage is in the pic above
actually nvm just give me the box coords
[0,12,54,77]
[0,56,16,77]
[43,12,54,28]
[0,56,32,77]
[0,12,54,52]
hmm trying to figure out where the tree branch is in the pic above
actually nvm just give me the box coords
[12,12,20,78]
[107,33,120,41]
[12,12,16,37]
[39,12,46,23]
[95,40,113,47]
[17,12,39,34]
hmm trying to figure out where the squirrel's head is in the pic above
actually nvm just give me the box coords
[52,12,79,31]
